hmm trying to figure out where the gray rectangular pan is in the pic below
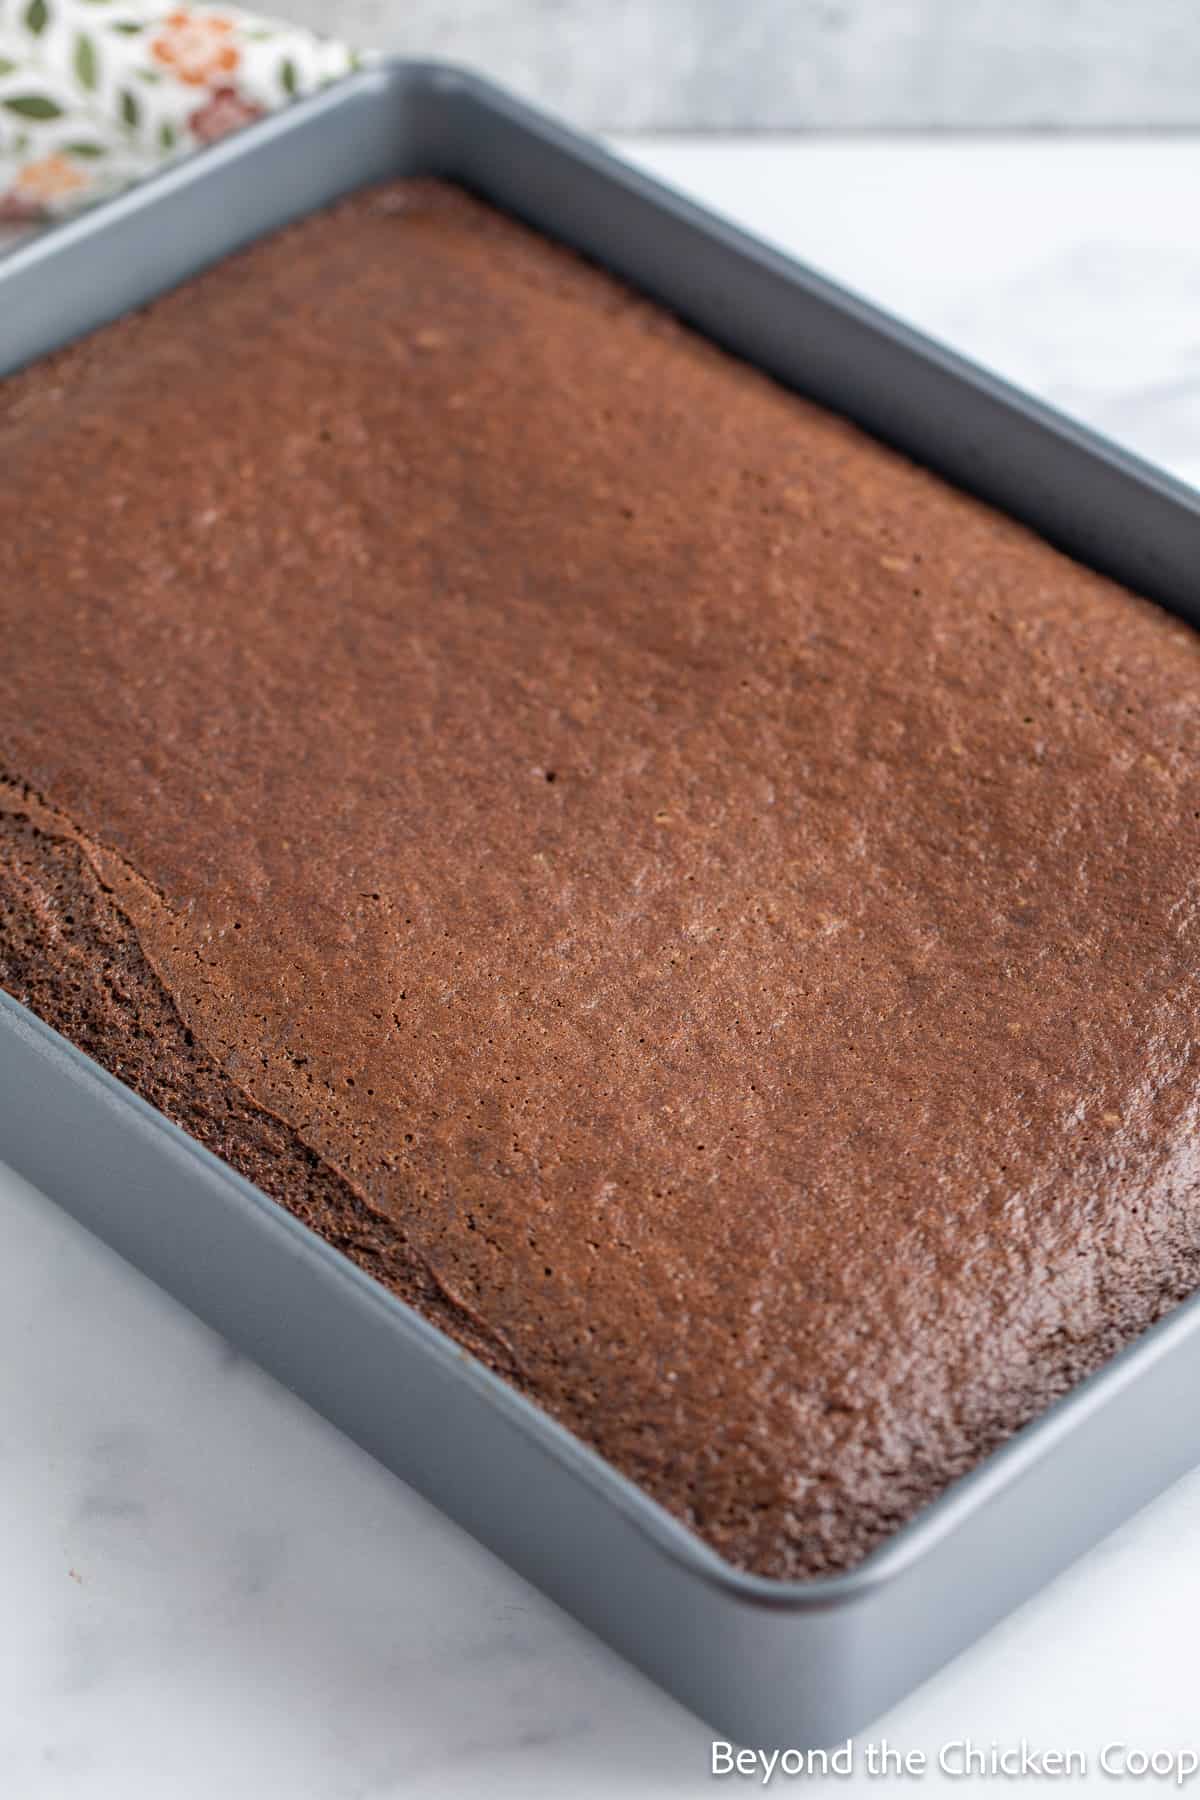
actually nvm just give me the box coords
[2,61,1199,1751]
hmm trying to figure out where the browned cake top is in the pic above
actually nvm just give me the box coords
[3,179,1200,1578]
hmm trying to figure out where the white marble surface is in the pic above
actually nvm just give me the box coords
[272,0,1200,132]
[4,136,1200,1797]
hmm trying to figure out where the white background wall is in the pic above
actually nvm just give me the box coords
[274,0,1200,130]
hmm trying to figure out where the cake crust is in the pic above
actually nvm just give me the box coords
[3,179,1200,1577]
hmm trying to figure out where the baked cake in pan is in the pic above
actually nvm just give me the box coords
[3,180,1200,1577]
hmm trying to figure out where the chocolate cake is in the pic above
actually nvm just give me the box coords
[3,179,1200,1579]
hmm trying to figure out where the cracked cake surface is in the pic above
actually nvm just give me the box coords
[3,178,1200,1578]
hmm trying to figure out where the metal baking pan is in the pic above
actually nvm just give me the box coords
[2,61,1199,1751]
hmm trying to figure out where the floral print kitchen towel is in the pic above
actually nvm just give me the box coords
[0,0,358,220]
